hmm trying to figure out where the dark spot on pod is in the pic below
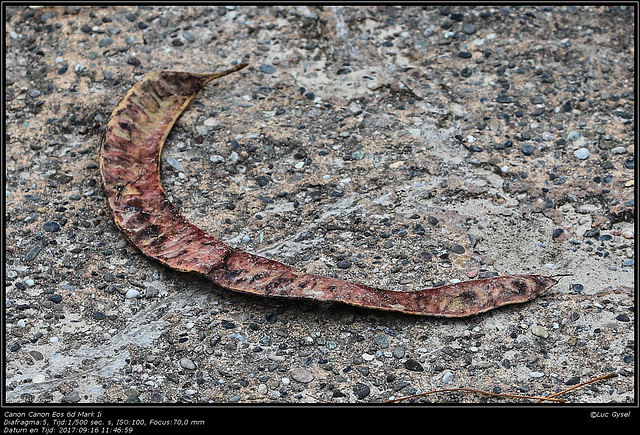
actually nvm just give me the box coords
[222,268,244,282]
[130,212,151,225]
[126,197,145,209]
[460,289,477,302]
[119,120,134,131]
[149,235,166,246]
[137,224,161,240]
[265,276,293,293]
[249,272,269,283]
[511,278,528,295]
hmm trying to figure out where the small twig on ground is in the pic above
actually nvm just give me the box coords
[383,387,565,404]
[386,373,616,404]
[305,373,617,404]
[534,373,617,403]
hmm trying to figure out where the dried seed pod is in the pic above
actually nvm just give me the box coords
[100,64,557,317]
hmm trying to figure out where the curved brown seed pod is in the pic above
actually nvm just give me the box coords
[100,64,557,317]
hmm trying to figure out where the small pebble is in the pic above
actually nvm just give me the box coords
[25,246,41,261]
[571,283,584,292]
[521,144,535,155]
[573,147,590,160]
[43,221,61,232]
[166,157,184,172]
[441,370,453,383]
[183,31,195,42]
[462,24,476,34]
[564,376,580,385]
[374,333,389,349]
[125,289,140,299]
[392,346,405,359]
[404,358,424,372]
[616,313,630,322]
[531,325,549,338]
[337,260,352,269]
[48,294,63,303]
[180,357,196,370]
[362,353,375,361]
[98,37,113,47]
[353,382,370,399]
[610,146,627,155]
[290,367,314,383]
[259,64,276,74]
[450,244,465,254]
[567,131,581,141]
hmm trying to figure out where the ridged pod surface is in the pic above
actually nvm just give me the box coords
[100,64,557,317]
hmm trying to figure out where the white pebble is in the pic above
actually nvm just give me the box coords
[125,289,140,299]
[166,157,184,172]
[573,148,590,160]
[50,336,59,343]
[610,146,627,155]
[442,371,453,383]
[362,353,375,361]
[531,325,549,338]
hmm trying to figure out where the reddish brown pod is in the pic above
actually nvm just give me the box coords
[100,63,557,317]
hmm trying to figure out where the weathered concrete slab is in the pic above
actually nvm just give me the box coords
[5,5,634,405]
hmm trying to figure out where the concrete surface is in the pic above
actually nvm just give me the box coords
[4,5,635,407]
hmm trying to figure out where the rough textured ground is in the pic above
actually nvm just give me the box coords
[4,5,635,406]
